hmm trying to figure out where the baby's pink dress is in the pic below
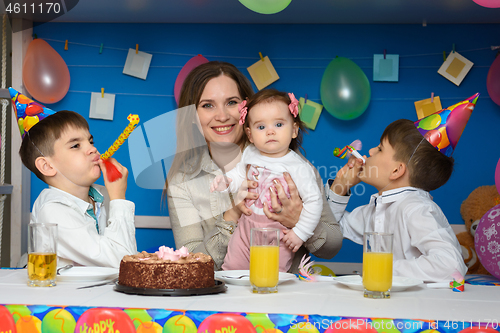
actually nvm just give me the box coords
[222,165,294,272]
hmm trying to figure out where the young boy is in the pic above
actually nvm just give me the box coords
[327,119,467,282]
[19,110,137,268]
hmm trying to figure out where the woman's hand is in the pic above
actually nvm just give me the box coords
[223,179,258,222]
[330,156,365,196]
[263,172,302,228]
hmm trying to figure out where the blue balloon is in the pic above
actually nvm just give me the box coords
[320,57,371,120]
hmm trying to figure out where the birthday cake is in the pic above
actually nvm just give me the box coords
[118,246,215,289]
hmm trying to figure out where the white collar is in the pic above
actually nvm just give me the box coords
[370,187,430,204]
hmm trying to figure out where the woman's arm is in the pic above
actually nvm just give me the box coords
[167,180,236,270]
[167,174,258,270]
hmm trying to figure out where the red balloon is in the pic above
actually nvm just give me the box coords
[0,305,16,333]
[424,129,442,147]
[22,39,70,104]
[174,55,209,105]
[197,313,257,333]
[487,55,500,107]
[25,103,44,116]
[75,308,136,333]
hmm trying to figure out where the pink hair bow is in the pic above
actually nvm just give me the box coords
[238,100,248,125]
[288,93,299,118]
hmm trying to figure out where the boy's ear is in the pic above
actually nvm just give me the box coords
[245,127,254,143]
[35,156,57,177]
[389,162,407,181]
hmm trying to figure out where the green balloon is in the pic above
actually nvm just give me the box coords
[417,114,441,130]
[239,0,292,14]
[320,57,371,120]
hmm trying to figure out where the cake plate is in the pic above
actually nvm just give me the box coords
[113,279,227,296]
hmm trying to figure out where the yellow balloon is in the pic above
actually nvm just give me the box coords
[23,115,39,131]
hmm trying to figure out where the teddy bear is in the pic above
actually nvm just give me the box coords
[458,185,500,275]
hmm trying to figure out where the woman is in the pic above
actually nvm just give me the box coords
[164,61,342,271]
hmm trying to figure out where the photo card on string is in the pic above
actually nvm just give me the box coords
[438,51,473,86]
[247,56,279,90]
[373,54,399,82]
[298,97,323,130]
[89,92,115,121]
[123,48,152,80]
[414,96,442,120]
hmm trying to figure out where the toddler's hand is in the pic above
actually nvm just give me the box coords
[210,175,232,192]
[282,229,304,253]
[99,158,128,200]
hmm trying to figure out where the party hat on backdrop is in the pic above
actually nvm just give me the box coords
[414,93,479,157]
[10,87,56,138]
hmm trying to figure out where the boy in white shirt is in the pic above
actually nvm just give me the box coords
[18,108,137,268]
[327,119,467,282]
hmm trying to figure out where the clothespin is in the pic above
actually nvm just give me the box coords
[101,88,105,98]
[431,92,434,103]
[443,51,447,62]
[136,44,139,54]
[304,93,308,103]
[64,40,68,51]
[259,52,264,61]
[99,43,103,54]
[452,43,455,53]
[383,49,386,59]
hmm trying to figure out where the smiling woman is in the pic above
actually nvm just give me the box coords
[164,61,343,272]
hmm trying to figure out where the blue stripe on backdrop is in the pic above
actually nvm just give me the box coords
[31,23,500,261]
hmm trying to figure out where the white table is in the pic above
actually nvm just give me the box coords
[1,269,499,324]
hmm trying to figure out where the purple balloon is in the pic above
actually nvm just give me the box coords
[496,158,500,197]
[487,55,500,107]
[475,204,500,279]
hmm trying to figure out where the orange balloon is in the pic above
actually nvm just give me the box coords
[22,39,70,104]
[436,126,450,150]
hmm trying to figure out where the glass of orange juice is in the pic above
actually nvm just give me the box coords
[362,232,393,299]
[28,223,58,287]
[250,228,280,294]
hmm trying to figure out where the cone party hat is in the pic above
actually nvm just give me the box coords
[10,87,56,139]
[414,93,479,157]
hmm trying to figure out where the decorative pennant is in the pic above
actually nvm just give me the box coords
[89,91,115,121]
[373,54,399,82]
[414,95,442,120]
[298,97,323,130]
[247,55,279,90]
[438,51,473,86]
[123,48,152,80]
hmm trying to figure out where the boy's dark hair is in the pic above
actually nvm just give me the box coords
[244,89,307,154]
[19,110,89,182]
[382,119,454,192]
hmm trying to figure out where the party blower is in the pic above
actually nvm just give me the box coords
[100,114,140,182]
[333,139,366,163]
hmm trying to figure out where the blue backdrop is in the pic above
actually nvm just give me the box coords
[30,22,500,263]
